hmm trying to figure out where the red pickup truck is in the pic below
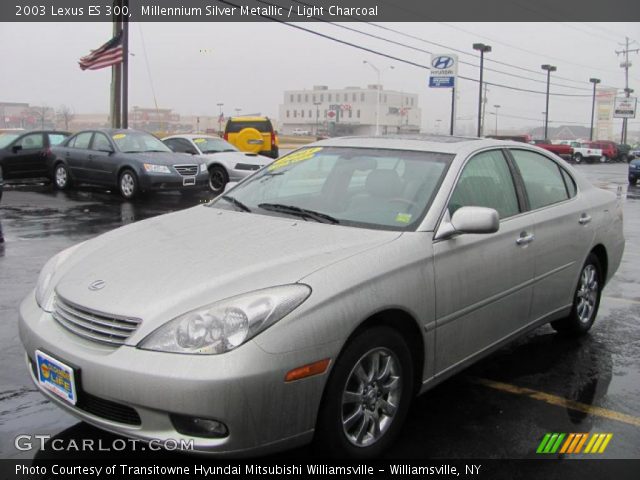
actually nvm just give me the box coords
[530,140,573,160]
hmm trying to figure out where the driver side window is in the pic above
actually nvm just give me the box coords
[449,150,520,220]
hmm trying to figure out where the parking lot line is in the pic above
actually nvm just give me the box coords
[603,296,640,305]
[473,378,640,428]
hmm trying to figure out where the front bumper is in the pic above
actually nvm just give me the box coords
[19,292,332,456]
[138,171,209,192]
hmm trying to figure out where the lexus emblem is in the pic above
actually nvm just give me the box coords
[88,280,106,291]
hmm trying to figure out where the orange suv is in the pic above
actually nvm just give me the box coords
[224,116,279,159]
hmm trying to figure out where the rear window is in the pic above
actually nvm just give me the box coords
[225,120,273,134]
[48,133,68,146]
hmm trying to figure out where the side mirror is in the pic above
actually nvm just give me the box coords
[12,145,22,153]
[223,181,238,193]
[436,206,499,240]
[451,206,499,234]
[186,149,198,155]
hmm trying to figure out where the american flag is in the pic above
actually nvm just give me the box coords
[79,32,124,71]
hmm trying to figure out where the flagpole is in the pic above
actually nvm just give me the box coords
[110,1,122,128]
[122,0,129,129]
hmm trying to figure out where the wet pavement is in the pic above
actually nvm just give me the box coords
[0,163,639,461]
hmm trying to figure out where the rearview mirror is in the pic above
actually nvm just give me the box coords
[451,206,499,234]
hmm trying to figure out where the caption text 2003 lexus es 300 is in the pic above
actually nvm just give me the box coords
[19,136,624,458]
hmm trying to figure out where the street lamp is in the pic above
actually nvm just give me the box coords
[313,101,321,135]
[217,102,224,135]
[588,78,600,141]
[362,62,394,136]
[541,64,557,140]
[493,104,500,135]
[473,43,492,137]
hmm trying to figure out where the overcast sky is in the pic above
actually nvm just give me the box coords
[1,21,638,133]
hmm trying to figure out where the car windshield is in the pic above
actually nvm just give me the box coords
[193,137,237,153]
[0,133,20,149]
[112,131,172,153]
[209,146,452,231]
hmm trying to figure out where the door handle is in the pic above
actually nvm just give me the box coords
[579,214,592,225]
[516,232,535,246]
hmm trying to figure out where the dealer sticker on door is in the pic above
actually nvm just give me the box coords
[35,350,77,405]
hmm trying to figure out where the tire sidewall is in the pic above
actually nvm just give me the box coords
[119,169,138,200]
[568,253,603,334]
[208,165,228,195]
[574,154,582,164]
[54,163,70,190]
[315,327,413,459]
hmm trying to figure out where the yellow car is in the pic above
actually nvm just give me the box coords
[224,116,279,159]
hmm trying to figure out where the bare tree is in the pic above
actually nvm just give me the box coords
[57,105,75,131]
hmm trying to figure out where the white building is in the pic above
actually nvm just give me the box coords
[278,85,421,136]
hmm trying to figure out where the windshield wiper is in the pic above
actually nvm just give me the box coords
[258,203,339,224]
[220,195,251,212]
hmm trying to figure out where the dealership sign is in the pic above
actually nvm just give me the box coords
[429,54,457,88]
[613,97,637,118]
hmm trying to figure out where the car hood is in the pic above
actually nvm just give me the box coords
[123,151,206,166]
[201,151,271,166]
[53,206,401,340]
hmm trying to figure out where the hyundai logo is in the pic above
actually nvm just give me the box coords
[88,280,106,291]
[432,56,454,70]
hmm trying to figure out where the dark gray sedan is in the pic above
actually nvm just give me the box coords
[51,129,209,199]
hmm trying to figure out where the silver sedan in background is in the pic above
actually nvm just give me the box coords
[19,136,624,458]
[163,134,272,195]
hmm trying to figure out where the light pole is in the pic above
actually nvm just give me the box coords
[473,43,492,137]
[313,101,321,135]
[541,111,546,135]
[541,64,557,140]
[217,102,224,134]
[588,78,600,141]
[493,104,500,135]
[363,60,381,136]
[622,87,634,144]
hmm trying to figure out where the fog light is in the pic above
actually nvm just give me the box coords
[170,414,228,438]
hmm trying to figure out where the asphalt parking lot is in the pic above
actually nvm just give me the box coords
[0,162,639,461]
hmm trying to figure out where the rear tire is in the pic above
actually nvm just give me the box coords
[551,253,602,335]
[630,177,638,186]
[600,155,609,163]
[118,169,139,200]
[314,327,413,459]
[53,163,72,190]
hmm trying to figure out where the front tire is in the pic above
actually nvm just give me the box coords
[53,163,72,190]
[573,153,583,164]
[119,169,139,200]
[314,327,413,458]
[551,253,602,335]
[208,165,228,196]
[630,177,638,186]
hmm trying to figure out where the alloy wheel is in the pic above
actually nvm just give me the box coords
[576,264,598,324]
[55,166,67,188]
[121,173,135,198]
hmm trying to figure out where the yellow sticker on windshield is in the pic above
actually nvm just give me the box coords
[395,213,412,224]
[112,134,126,140]
[267,147,323,171]
[193,138,206,143]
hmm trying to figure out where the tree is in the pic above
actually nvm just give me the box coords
[57,105,75,130]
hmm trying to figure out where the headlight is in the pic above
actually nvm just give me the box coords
[143,163,171,174]
[138,284,311,355]
[200,163,208,173]
[35,243,84,312]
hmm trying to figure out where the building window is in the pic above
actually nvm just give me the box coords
[361,92,365,101]
[301,110,305,118]
[286,110,290,118]
[290,94,294,102]
[324,109,327,117]
[328,93,332,102]
[320,94,324,102]
[309,110,313,118]
[357,110,360,118]
[348,110,352,118]
[294,110,297,118]
[297,94,301,102]
[313,94,316,103]
[352,93,357,102]
[305,94,309,103]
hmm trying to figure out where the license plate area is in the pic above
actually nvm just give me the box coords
[183,176,196,186]
[35,350,77,405]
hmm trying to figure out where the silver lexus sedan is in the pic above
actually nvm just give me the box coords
[19,136,624,458]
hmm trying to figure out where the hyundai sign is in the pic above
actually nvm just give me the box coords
[429,54,458,88]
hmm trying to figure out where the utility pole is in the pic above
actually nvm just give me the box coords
[481,84,489,137]
[616,37,639,144]
[473,43,491,137]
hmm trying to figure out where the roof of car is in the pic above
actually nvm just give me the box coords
[312,135,519,155]
[164,134,222,140]
[227,116,269,122]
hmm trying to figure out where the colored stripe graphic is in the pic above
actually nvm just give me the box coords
[537,433,612,454]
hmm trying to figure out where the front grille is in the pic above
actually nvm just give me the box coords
[235,163,261,171]
[173,164,198,176]
[29,359,141,426]
[52,296,141,346]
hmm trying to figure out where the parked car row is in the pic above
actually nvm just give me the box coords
[0,128,273,199]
